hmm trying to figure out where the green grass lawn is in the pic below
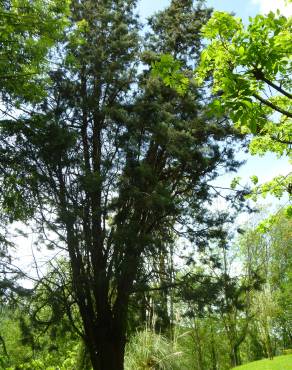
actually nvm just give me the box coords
[233,355,292,370]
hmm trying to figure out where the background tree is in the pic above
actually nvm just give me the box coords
[0,0,70,328]
[240,210,292,356]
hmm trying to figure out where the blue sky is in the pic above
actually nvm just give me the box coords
[138,0,259,21]
[137,0,292,21]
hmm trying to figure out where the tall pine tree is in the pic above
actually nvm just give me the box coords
[0,1,244,368]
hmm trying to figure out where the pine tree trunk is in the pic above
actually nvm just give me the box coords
[87,333,126,370]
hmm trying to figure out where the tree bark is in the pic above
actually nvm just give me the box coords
[230,344,241,367]
[87,333,126,370]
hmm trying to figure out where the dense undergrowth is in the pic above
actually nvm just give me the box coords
[2,329,291,370]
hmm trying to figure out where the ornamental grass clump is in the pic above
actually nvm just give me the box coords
[125,330,183,370]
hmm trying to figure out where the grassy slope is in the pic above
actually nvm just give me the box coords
[233,355,292,370]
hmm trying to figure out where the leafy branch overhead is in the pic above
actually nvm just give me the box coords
[152,11,292,158]
[151,55,190,95]
[196,11,291,155]
[0,0,70,102]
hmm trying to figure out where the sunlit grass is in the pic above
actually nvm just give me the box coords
[233,354,292,370]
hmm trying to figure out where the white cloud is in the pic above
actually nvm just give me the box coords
[252,0,292,16]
